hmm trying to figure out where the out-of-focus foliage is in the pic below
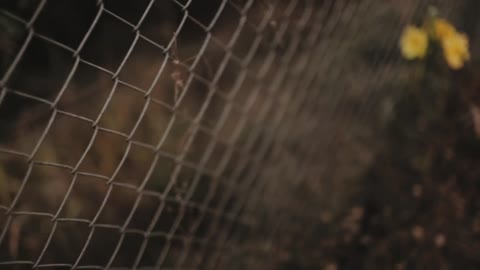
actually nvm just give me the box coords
[2,1,480,269]
[250,2,480,270]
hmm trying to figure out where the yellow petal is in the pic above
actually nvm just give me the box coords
[444,51,463,69]
[434,18,456,40]
[400,26,429,60]
[442,32,470,69]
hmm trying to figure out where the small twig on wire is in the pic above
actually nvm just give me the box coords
[171,36,185,104]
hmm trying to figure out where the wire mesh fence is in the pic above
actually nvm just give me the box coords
[0,0,479,269]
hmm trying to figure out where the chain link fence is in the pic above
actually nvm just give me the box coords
[0,0,479,269]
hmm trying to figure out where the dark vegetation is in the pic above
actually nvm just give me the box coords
[3,1,480,270]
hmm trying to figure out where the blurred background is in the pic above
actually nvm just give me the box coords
[1,0,480,269]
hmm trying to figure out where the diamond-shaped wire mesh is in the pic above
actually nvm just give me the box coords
[0,0,477,269]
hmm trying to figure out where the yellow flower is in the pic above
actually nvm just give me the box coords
[434,18,456,40]
[442,32,470,70]
[400,26,429,60]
